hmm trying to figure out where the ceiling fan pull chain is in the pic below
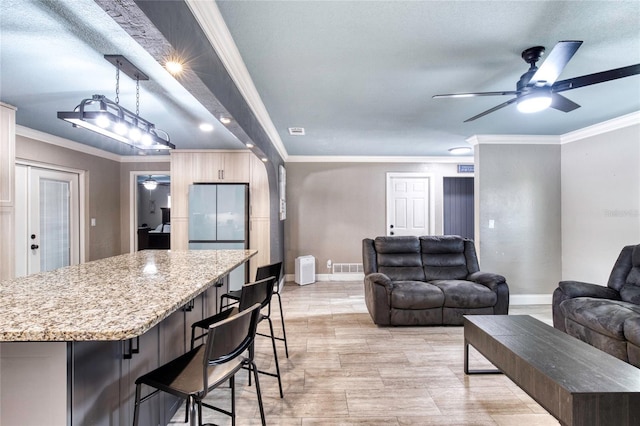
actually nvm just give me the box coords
[136,75,140,116]
[115,62,120,105]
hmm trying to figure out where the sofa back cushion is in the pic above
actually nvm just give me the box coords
[619,244,640,304]
[374,236,425,281]
[420,235,470,280]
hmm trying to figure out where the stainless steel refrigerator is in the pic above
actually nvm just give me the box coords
[188,183,249,290]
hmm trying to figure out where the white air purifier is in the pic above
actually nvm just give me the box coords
[295,255,315,285]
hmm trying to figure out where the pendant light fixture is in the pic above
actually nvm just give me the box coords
[57,55,174,150]
[143,175,158,190]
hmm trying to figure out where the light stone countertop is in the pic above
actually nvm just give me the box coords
[0,249,256,342]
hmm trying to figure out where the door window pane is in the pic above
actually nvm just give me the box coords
[40,179,70,272]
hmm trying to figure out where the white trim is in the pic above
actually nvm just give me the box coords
[16,125,170,164]
[467,111,640,147]
[285,273,365,283]
[16,126,122,162]
[286,155,474,163]
[15,160,86,265]
[467,134,560,146]
[560,111,640,144]
[185,0,289,162]
[509,294,553,305]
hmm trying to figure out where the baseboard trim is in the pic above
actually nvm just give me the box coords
[284,273,365,284]
[510,294,552,305]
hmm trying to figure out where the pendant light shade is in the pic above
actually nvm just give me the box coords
[143,176,158,190]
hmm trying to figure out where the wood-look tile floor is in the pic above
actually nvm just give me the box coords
[170,281,559,425]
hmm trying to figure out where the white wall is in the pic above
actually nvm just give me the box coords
[561,122,640,284]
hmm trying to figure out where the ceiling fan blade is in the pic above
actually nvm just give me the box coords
[530,41,583,85]
[464,98,518,122]
[553,63,640,92]
[550,93,581,112]
[433,90,518,99]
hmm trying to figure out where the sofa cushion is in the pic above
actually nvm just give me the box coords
[375,236,425,281]
[623,316,640,347]
[430,280,497,308]
[391,281,444,310]
[420,236,469,280]
[560,298,640,340]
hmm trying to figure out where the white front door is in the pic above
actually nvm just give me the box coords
[15,164,80,276]
[386,173,433,236]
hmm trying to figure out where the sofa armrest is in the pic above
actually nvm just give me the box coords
[557,280,620,300]
[552,280,621,332]
[363,273,394,325]
[467,271,506,291]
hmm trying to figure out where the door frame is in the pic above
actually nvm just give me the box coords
[15,161,86,270]
[386,172,435,236]
[129,171,170,253]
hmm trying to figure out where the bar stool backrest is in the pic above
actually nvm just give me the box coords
[256,261,282,284]
[203,303,261,387]
[239,276,276,311]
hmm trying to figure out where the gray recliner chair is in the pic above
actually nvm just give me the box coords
[362,235,509,326]
[553,243,640,367]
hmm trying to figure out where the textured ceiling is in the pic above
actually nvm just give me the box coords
[1,0,639,159]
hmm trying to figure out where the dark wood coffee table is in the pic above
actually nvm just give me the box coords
[464,315,640,426]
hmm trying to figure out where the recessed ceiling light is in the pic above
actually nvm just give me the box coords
[220,117,231,124]
[449,147,472,155]
[245,142,255,148]
[165,60,184,76]
[199,123,214,132]
[261,157,268,162]
[288,127,305,136]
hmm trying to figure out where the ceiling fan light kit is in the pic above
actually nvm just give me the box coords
[57,55,174,150]
[433,41,640,122]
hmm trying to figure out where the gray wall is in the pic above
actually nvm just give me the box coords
[561,124,640,284]
[284,161,463,275]
[16,135,122,261]
[476,143,562,296]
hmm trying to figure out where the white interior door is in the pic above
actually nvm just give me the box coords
[386,173,433,236]
[15,165,80,276]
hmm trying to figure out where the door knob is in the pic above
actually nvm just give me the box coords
[390,231,395,235]
[390,224,394,228]
[31,244,39,250]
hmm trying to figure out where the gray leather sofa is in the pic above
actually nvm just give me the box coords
[362,235,509,326]
[553,243,640,367]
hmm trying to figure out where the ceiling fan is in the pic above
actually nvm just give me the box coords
[433,40,640,122]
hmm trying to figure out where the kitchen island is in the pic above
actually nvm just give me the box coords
[0,249,256,425]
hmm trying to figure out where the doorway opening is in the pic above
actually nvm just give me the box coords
[130,172,170,252]
[443,176,474,240]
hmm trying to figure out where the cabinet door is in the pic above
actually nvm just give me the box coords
[250,217,270,279]
[72,341,123,426]
[120,327,160,426]
[221,152,250,182]
[250,154,270,218]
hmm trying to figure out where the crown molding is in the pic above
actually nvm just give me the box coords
[185,0,289,162]
[16,126,170,163]
[285,155,474,163]
[466,134,560,146]
[560,111,640,144]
